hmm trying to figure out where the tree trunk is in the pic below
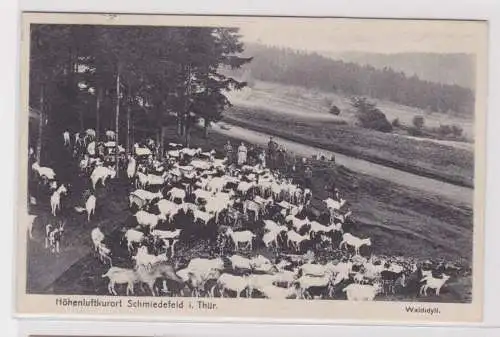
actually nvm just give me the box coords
[115,69,121,174]
[155,128,160,158]
[96,88,101,141]
[204,118,210,138]
[126,104,131,154]
[96,87,101,141]
[160,126,166,160]
[79,108,84,133]
[184,116,191,147]
[36,84,44,164]
[131,116,135,149]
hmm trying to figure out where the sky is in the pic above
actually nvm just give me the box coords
[235,17,487,54]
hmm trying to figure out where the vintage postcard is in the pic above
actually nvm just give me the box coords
[15,12,488,324]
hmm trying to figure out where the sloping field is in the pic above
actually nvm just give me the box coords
[223,107,474,188]
[227,81,475,141]
[26,125,472,303]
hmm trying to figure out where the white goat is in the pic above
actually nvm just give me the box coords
[32,162,56,180]
[167,187,186,203]
[294,275,333,299]
[85,194,96,222]
[123,228,145,253]
[339,233,371,255]
[102,267,137,296]
[127,156,136,179]
[90,166,116,190]
[132,246,168,271]
[97,243,113,266]
[26,214,37,239]
[187,257,225,273]
[420,274,450,296]
[134,210,162,231]
[63,131,70,146]
[213,273,249,298]
[225,228,256,250]
[50,184,67,217]
[90,227,105,252]
[152,229,182,240]
[259,284,297,299]
[343,283,382,301]
[286,230,309,252]
[156,199,181,222]
[229,254,253,270]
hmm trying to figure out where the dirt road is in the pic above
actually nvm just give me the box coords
[212,122,473,206]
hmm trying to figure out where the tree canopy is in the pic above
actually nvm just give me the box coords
[29,24,252,161]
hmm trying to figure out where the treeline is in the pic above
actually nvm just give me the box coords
[232,44,475,117]
[29,24,251,164]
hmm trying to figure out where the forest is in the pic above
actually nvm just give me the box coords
[230,43,475,117]
[29,24,251,165]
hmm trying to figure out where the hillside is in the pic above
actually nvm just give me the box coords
[323,51,476,90]
[227,43,475,118]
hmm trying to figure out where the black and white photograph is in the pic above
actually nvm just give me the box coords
[15,12,488,322]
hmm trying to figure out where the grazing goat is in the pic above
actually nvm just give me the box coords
[243,200,262,222]
[225,228,256,251]
[63,131,70,146]
[339,233,371,255]
[187,258,225,273]
[50,184,68,217]
[45,221,65,254]
[294,275,333,299]
[156,199,181,222]
[343,283,381,301]
[153,229,182,240]
[167,187,186,203]
[133,246,168,272]
[126,156,136,180]
[90,166,116,190]
[299,262,336,278]
[229,254,253,271]
[259,284,297,299]
[134,210,162,231]
[97,243,113,266]
[123,228,145,253]
[26,214,37,240]
[420,274,450,296]
[286,230,309,252]
[102,267,137,296]
[85,194,96,222]
[90,227,105,252]
[32,162,56,180]
[135,262,184,297]
[213,273,250,298]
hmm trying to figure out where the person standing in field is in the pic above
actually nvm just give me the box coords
[224,140,233,165]
[267,136,277,169]
[258,150,266,169]
[237,142,248,166]
[304,165,313,189]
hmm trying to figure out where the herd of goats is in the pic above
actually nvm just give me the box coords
[25,128,461,301]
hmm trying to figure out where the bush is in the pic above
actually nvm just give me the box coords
[412,115,425,129]
[350,96,393,133]
[451,124,463,137]
[437,124,453,136]
[329,105,341,116]
[408,127,423,136]
[436,124,463,138]
[392,118,401,127]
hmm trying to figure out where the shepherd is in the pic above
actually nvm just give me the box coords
[304,165,313,189]
[237,142,247,166]
[224,140,233,165]
[267,136,277,169]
